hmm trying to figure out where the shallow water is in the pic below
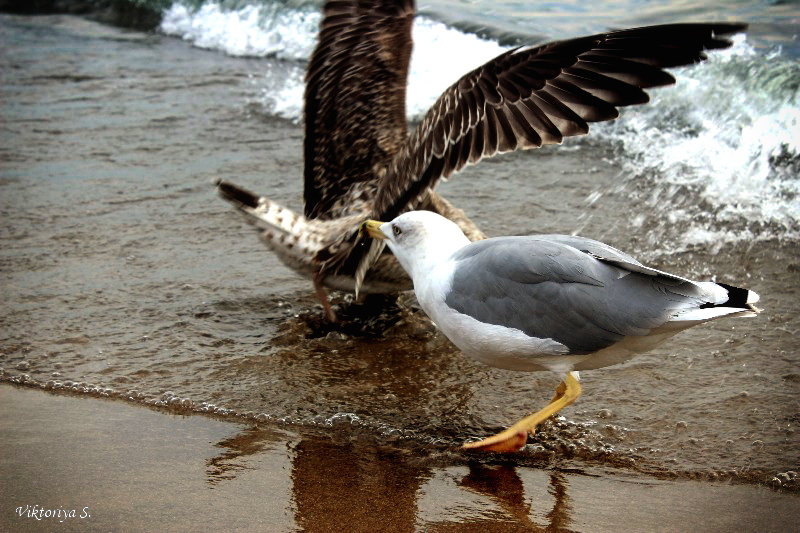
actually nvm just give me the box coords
[1,12,799,494]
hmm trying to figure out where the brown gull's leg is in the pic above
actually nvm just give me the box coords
[312,270,337,322]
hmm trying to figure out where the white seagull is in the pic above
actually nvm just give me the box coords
[362,211,761,452]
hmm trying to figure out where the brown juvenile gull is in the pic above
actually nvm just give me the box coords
[361,211,761,452]
[216,0,746,319]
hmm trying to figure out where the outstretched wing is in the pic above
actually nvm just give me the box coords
[315,21,746,286]
[303,0,415,220]
[372,22,746,220]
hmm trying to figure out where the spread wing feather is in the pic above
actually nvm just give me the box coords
[315,21,746,283]
[303,0,415,220]
[372,22,746,221]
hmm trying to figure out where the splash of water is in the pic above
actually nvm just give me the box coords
[597,35,800,247]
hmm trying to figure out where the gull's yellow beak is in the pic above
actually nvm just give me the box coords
[359,219,387,240]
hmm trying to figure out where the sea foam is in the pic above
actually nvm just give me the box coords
[597,35,800,243]
[160,2,319,60]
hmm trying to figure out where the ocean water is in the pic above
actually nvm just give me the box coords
[1,0,799,492]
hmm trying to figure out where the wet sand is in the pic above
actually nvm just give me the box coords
[3,385,799,532]
[1,13,800,531]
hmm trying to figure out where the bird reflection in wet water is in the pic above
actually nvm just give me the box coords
[460,464,574,531]
[204,426,576,530]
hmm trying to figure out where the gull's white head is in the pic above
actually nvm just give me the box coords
[361,211,470,280]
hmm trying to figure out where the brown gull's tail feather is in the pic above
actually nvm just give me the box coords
[215,179,322,274]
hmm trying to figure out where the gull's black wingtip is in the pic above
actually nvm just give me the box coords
[215,179,260,209]
[707,21,749,49]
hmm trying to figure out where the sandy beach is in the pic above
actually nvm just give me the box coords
[3,385,799,531]
[1,9,799,531]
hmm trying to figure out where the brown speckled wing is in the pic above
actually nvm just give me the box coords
[372,22,747,221]
[316,21,746,285]
[303,0,415,220]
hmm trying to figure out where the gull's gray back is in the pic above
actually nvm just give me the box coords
[444,236,707,354]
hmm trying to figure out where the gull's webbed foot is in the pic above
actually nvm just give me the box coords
[462,372,581,453]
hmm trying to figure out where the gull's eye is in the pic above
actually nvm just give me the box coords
[392,224,402,237]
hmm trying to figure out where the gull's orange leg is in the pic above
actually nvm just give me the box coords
[550,379,568,404]
[463,372,581,453]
